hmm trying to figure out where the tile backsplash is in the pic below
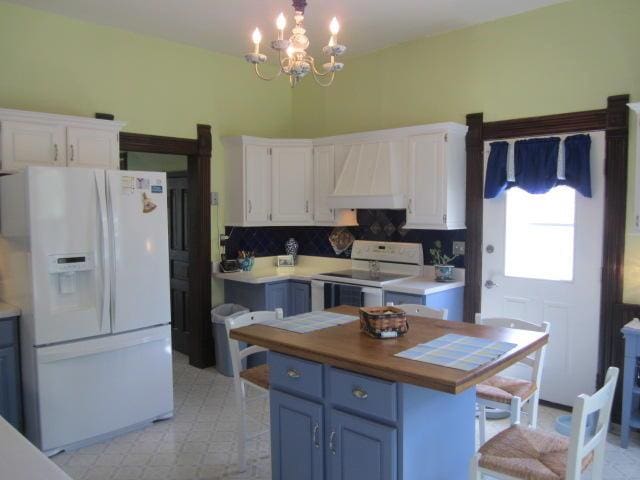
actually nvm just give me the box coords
[225,210,465,267]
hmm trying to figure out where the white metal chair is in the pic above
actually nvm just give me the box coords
[224,309,281,471]
[469,366,619,480]
[386,302,448,320]
[475,314,550,444]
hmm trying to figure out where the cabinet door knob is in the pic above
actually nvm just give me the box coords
[54,144,59,162]
[312,423,320,448]
[286,368,301,379]
[69,144,75,162]
[352,387,368,399]
[329,430,337,455]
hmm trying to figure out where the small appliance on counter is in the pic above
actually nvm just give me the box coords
[219,258,241,273]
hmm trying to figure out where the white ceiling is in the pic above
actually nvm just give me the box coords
[8,0,566,57]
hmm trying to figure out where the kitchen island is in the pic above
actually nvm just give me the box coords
[230,306,548,480]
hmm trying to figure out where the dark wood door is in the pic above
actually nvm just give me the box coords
[167,172,190,354]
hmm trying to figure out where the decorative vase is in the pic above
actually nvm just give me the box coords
[434,264,455,282]
[285,238,299,262]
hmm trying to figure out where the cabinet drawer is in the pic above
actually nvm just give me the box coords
[269,352,323,399]
[329,368,397,423]
[0,319,17,348]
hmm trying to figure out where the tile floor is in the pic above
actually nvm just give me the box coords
[53,351,640,480]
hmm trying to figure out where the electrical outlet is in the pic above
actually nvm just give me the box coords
[219,234,229,245]
[452,241,465,255]
[211,191,219,206]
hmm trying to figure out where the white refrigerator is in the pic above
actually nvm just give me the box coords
[0,166,173,455]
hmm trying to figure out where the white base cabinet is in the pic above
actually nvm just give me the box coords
[0,108,125,172]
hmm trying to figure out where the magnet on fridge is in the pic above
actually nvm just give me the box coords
[121,176,135,194]
[151,185,163,193]
[142,192,157,213]
[136,177,150,190]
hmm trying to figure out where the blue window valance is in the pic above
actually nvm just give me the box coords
[484,134,592,199]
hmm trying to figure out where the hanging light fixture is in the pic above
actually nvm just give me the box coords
[244,0,346,87]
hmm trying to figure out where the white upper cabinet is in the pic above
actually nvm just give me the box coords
[0,120,66,170]
[272,146,313,223]
[223,137,314,227]
[245,144,272,224]
[0,109,124,172]
[405,127,466,230]
[313,145,336,224]
[66,127,119,169]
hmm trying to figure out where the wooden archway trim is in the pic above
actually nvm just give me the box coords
[464,95,630,410]
[120,125,214,368]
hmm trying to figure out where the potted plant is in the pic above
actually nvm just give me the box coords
[429,241,458,282]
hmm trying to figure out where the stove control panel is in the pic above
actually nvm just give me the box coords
[351,240,423,266]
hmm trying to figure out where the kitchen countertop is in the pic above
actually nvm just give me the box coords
[0,416,72,480]
[231,305,547,394]
[0,302,20,319]
[214,256,465,294]
[213,255,352,284]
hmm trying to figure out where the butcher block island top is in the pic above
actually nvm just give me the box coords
[230,306,548,394]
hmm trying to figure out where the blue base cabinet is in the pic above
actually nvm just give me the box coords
[621,323,640,448]
[384,287,464,322]
[271,389,324,480]
[224,280,310,317]
[0,316,22,431]
[329,409,397,480]
[268,351,475,480]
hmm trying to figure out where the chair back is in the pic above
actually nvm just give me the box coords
[566,366,619,479]
[475,314,550,388]
[387,303,448,320]
[224,310,280,380]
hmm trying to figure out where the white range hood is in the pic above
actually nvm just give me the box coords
[327,140,407,209]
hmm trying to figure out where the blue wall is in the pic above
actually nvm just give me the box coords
[225,210,465,267]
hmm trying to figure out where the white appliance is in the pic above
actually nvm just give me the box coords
[0,166,173,455]
[311,240,424,309]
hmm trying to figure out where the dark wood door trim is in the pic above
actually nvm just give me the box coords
[465,96,630,412]
[463,113,484,324]
[120,127,214,368]
[599,95,630,396]
[120,132,199,156]
[188,124,213,368]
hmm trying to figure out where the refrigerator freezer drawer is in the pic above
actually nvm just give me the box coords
[35,325,173,452]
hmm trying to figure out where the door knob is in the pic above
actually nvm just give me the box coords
[484,280,497,289]
[486,244,495,254]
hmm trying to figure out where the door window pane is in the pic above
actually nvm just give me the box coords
[505,186,575,281]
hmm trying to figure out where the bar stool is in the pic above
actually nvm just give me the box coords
[475,314,550,444]
[470,366,619,480]
[386,302,448,320]
[224,310,280,471]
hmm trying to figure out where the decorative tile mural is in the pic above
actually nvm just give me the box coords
[225,210,466,267]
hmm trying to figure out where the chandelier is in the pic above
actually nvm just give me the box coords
[244,0,346,87]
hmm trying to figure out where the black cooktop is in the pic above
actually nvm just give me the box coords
[319,269,409,283]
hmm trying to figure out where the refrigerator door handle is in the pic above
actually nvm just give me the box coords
[95,171,110,333]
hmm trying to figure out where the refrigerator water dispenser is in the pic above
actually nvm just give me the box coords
[48,254,94,294]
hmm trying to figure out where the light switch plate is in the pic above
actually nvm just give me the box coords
[211,191,219,206]
[452,241,466,255]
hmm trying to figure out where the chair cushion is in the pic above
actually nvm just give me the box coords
[240,364,270,389]
[477,375,537,404]
[479,425,593,480]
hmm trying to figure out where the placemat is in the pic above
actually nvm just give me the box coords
[395,333,517,371]
[262,311,358,334]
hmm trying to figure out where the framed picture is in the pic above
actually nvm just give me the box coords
[276,255,295,267]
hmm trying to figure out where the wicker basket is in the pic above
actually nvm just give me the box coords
[359,306,408,339]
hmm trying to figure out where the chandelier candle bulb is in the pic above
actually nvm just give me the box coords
[252,28,262,53]
[276,13,286,40]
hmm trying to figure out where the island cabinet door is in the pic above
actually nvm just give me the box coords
[271,389,324,480]
[289,281,311,315]
[266,282,290,317]
[328,409,397,480]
